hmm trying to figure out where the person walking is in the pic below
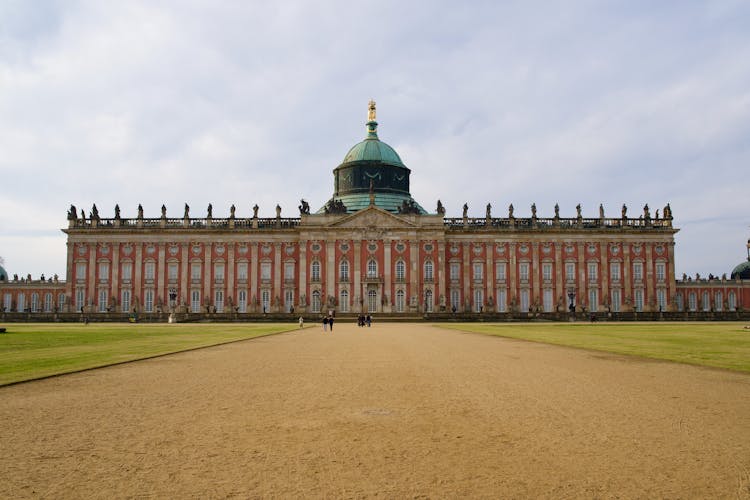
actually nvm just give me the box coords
[322,316,328,332]
[366,314,372,327]
[328,315,334,332]
[299,316,304,328]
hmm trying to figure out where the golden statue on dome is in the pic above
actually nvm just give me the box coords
[368,100,377,121]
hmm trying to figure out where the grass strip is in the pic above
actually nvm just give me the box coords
[0,323,299,386]
[438,322,750,373]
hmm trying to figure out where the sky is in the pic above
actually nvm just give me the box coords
[1,0,749,279]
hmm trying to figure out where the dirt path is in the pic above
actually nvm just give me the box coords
[2,323,749,498]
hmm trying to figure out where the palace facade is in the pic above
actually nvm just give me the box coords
[1,102,748,319]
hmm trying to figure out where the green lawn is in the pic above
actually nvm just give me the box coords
[439,322,750,373]
[0,323,300,386]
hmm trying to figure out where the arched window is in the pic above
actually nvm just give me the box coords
[395,260,405,281]
[31,293,39,312]
[475,289,484,312]
[714,292,723,312]
[688,292,697,311]
[122,290,131,313]
[396,290,405,312]
[339,260,349,281]
[311,261,321,281]
[367,289,377,312]
[728,291,737,311]
[44,293,53,312]
[367,259,378,279]
[339,289,349,312]
[424,260,434,281]
[98,290,108,312]
[238,290,247,313]
[17,293,26,312]
[311,290,321,313]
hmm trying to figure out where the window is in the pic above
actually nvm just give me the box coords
[395,260,405,281]
[4,293,12,312]
[191,290,201,312]
[44,293,52,312]
[714,292,723,312]
[610,263,621,281]
[339,289,349,313]
[588,263,598,283]
[122,290,131,312]
[98,262,109,282]
[497,289,507,312]
[450,289,460,312]
[658,289,667,311]
[424,261,434,281]
[611,289,621,312]
[31,293,39,313]
[688,292,697,311]
[144,261,155,281]
[367,289,377,312]
[588,289,598,312]
[238,290,247,313]
[633,262,643,281]
[396,290,405,312]
[542,263,552,282]
[284,290,294,312]
[702,291,710,311]
[76,263,87,280]
[656,263,665,282]
[367,259,378,279]
[310,261,320,281]
[262,290,271,312]
[311,290,321,313]
[168,288,177,307]
[496,263,506,281]
[17,293,25,312]
[728,291,737,311]
[634,289,644,312]
[339,260,349,281]
[75,289,85,311]
[191,262,201,281]
[168,263,178,281]
[285,262,295,281]
[237,262,248,281]
[58,293,66,311]
[520,289,530,312]
[144,289,154,313]
[450,263,460,281]
[425,290,433,312]
[565,263,575,281]
[121,262,132,281]
[543,289,553,312]
[98,290,108,312]
[474,289,483,312]
[473,263,483,281]
[215,290,224,313]
[214,263,225,281]
[261,262,272,281]
[519,263,529,281]
[676,293,684,311]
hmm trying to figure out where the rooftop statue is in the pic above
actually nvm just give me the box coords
[397,199,420,215]
[368,99,377,122]
[137,204,144,219]
[184,203,190,218]
[114,204,120,219]
[576,204,582,218]
[463,203,468,218]
[436,200,445,215]
[531,203,536,218]
[299,199,310,215]
[599,204,605,219]
[554,203,560,218]
[207,203,213,218]
[622,204,627,218]
[486,203,492,218]
[253,204,259,218]
[643,204,650,219]
[276,204,281,218]
[664,203,672,219]
[508,203,514,218]
[67,204,77,220]
[91,204,99,221]
[323,199,347,214]
[230,204,236,218]
[161,204,167,218]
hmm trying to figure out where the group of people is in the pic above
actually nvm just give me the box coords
[357,314,372,327]
[321,315,335,331]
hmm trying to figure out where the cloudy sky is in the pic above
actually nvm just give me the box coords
[1,0,749,279]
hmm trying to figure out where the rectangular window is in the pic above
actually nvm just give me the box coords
[542,263,552,281]
[658,289,667,311]
[144,289,154,312]
[262,290,270,312]
[144,262,155,281]
[340,261,350,281]
[237,262,248,281]
[121,290,131,312]
[31,293,39,313]
[214,263,225,281]
[4,293,12,312]
[633,262,643,281]
[610,262,621,281]
[566,263,575,281]
[495,262,506,281]
[450,289,460,311]
[76,263,87,280]
[520,289,530,312]
[588,289,598,312]
[76,288,85,311]
[98,263,109,282]
[634,289,644,312]
[215,290,224,313]
[611,289,621,312]
[17,293,25,312]
[656,263,665,282]
[424,261,434,281]
[261,262,272,281]
[238,290,247,313]
[543,289,553,312]
[339,290,349,313]
[168,263,178,281]
[98,289,108,312]
[588,263,598,283]
[44,293,53,312]
[450,263,460,281]
[191,263,201,281]
[121,262,132,281]
[688,292,697,311]
[497,289,506,312]
[714,292,722,312]
[191,290,201,312]
[395,261,405,281]
[285,262,295,281]
[702,291,710,311]
[58,293,66,311]
[284,290,294,312]
[474,289,484,312]
[519,263,529,281]
[473,263,483,281]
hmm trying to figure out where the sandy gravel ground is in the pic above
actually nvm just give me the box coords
[2,322,750,499]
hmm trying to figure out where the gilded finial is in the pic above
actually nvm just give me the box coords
[368,100,376,122]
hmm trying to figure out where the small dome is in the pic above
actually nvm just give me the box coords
[731,260,750,280]
[341,134,405,167]
[0,264,7,281]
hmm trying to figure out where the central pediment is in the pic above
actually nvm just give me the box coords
[327,206,417,229]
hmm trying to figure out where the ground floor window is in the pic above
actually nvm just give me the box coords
[634,289,644,312]
[676,293,684,312]
[425,290,433,312]
[122,290,131,312]
[588,289,598,313]
[728,291,736,311]
[367,290,377,313]
[75,289,85,311]
[58,293,66,311]
[31,293,39,313]
[714,292,723,312]
[168,288,178,308]
[497,289,506,312]
[311,290,321,313]
[238,290,247,313]
[612,289,621,312]
[520,289,529,313]
[17,293,25,312]
[144,289,154,313]
[191,290,201,313]
[339,289,349,313]
[396,290,405,312]
[98,289,108,312]
[657,289,667,311]
[450,289,460,312]
[473,289,483,312]
[215,290,224,313]
[4,293,12,312]
[262,289,271,313]
[44,293,53,312]
[543,289,553,312]
[285,290,294,312]
[702,291,710,311]
[688,292,697,311]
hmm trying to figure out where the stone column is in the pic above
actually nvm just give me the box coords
[353,237,362,312]
[180,243,189,310]
[88,243,96,310]
[485,242,493,309]
[65,242,74,312]
[227,243,235,308]
[326,240,335,310]
[134,243,143,311]
[438,241,446,312]
[554,243,563,310]
[204,243,212,311]
[577,242,585,308]
[462,242,470,312]
[274,243,283,312]
[645,243,654,311]
[410,240,419,311]
[623,244,632,312]
[157,243,166,308]
[532,241,540,308]
[299,240,307,311]
[111,244,120,311]
[509,242,517,311]
[667,241,677,311]
[600,241,609,311]
[383,238,392,313]
[250,243,259,312]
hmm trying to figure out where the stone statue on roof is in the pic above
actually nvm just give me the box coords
[207,203,213,218]
[299,199,310,215]
[622,204,627,218]
[114,204,120,219]
[508,203,514,218]
[368,100,377,121]
[576,204,582,218]
[67,204,77,220]
[137,204,144,219]
[436,200,445,215]
[184,203,190,218]
[161,204,167,218]
[463,203,468,218]
[253,204,259,218]
[531,203,537,218]
[230,204,236,218]
[599,204,605,219]
[554,203,559,218]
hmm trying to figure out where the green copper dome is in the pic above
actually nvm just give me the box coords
[341,125,405,167]
[731,260,750,280]
[0,264,7,281]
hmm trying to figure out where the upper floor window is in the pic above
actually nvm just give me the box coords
[144,261,155,281]
[496,262,506,281]
[542,263,552,281]
[261,262,272,281]
[168,263,178,281]
[450,262,460,280]
[424,260,434,281]
[633,262,643,281]
[610,262,621,281]
[237,262,248,280]
[214,262,225,281]
[339,260,349,281]
[191,262,201,281]
[76,263,87,280]
[121,262,132,281]
[367,259,378,278]
[588,263,598,282]
[656,262,665,281]
[98,262,109,281]
[519,263,529,281]
[310,261,320,281]
[473,263,483,281]
[395,260,405,281]
[284,262,295,281]
[565,263,575,281]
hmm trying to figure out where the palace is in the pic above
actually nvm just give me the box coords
[1,102,749,319]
